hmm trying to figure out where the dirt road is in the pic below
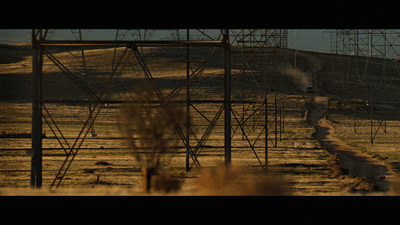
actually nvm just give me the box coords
[309,96,393,191]
[299,51,395,191]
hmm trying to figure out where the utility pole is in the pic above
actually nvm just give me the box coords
[265,29,269,170]
[186,29,190,171]
[295,29,298,68]
[31,29,43,188]
[224,29,231,165]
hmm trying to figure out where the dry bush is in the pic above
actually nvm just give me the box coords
[119,83,186,193]
[120,84,184,169]
[339,176,377,193]
[195,163,291,196]
[152,172,182,194]
[327,153,349,177]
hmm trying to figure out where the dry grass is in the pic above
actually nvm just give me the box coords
[0,45,380,195]
[152,172,183,194]
[327,109,400,175]
[327,154,348,177]
[0,186,139,196]
[194,163,291,195]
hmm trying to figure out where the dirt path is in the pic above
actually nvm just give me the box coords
[309,96,393,191]
[299,51,395,192]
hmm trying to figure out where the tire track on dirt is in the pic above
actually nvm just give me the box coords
[309,96,393,191]
[299,51,395,192]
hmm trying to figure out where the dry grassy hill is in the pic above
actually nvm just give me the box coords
[1,43,399,195]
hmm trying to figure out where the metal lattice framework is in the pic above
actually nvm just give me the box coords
[327,29,400,144]
[30,29,287,188]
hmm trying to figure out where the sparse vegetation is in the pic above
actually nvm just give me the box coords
[327,154,348,177]
[195,163,290,195]
[2,44,400,195]
[119,83,185,193]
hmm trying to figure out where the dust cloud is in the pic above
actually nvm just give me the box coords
[284,66,312,92]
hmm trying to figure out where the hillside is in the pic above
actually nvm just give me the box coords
[1,43,400,195]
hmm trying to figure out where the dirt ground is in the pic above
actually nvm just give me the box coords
[1,43,400,195]
[299,49,400,192]
[310,96,395,191]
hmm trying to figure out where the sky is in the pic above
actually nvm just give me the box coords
[0,29,332,52]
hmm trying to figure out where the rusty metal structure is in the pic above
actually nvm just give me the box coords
[30,29,287,188]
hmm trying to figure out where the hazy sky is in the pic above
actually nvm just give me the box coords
[0,29,331,52]
[287,29,331,52]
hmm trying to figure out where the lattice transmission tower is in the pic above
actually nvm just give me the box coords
[30,29,288,188]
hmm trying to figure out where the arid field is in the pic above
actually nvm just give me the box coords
[1,42,400,195]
